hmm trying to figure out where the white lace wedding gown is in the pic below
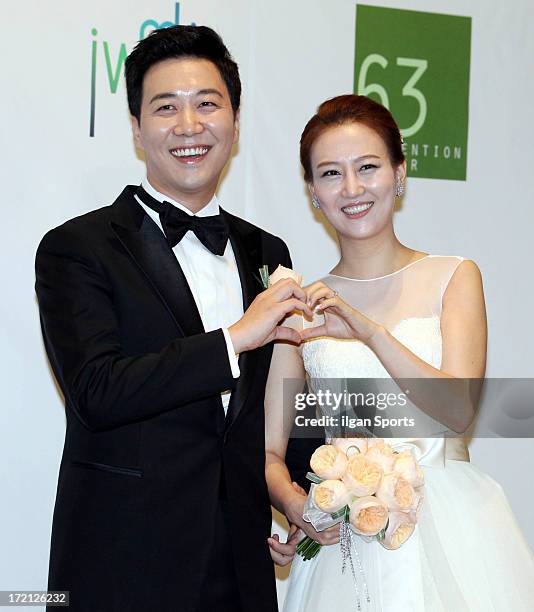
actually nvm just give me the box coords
[283,256,534,612]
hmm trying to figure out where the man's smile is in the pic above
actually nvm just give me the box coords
[170,145,212,164]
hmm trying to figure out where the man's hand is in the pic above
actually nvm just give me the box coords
[268,524,302,567]
[229,279,312,353]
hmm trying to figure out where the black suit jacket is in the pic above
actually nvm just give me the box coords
[35,186,291,612]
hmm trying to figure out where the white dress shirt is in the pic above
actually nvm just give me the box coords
[135,179,242,413]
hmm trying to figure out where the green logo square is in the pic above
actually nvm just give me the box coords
[354,5,471,180]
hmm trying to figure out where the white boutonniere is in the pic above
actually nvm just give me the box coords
[257,264,303,289]
[269,265,303,286]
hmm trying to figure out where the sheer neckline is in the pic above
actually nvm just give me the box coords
[328,254,430,282]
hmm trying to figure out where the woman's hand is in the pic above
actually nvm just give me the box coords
[301,281,381,343]
[284,481,341,546]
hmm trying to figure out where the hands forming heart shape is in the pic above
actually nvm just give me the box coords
[300,281,381,344]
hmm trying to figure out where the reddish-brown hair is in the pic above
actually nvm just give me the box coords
[300,95,405,182]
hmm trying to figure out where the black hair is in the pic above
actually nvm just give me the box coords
[125,25,241,121]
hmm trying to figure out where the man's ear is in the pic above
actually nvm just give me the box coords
[233,109,240,145]
[131,115,143,151]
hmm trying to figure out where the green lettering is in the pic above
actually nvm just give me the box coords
[103,41,127,94]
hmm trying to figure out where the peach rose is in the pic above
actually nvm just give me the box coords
[393,450,424,488]
[269,265,303,286]
[365,439,396,473]
[375,472,415,512]
[310,445,348,480]
[313,480,349,513]
[349,496,389,536]
[379,511,416,550]
[331,437,368,457]
[342,454,383,496]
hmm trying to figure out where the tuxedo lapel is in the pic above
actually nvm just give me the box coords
[109,189,265,433]
[109,187,204,338]
[222,210,265,434]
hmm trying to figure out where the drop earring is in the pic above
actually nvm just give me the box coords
[395,178,405,197]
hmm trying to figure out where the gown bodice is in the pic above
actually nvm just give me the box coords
[301,255,469,464]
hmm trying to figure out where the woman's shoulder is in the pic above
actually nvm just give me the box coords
[442,258,483,300]
[413,255,482,296]
[424,255,481,279]
[421,254,465,265]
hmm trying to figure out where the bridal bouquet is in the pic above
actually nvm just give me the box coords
[297,438,425,560]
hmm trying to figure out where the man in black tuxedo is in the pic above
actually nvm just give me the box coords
[36,25,309,612]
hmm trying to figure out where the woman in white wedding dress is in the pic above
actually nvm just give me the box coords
[264,95,534,611]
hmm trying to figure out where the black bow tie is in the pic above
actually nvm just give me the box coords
[136,186,229,256]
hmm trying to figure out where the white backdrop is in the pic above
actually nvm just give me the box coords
[2,0,534,607]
